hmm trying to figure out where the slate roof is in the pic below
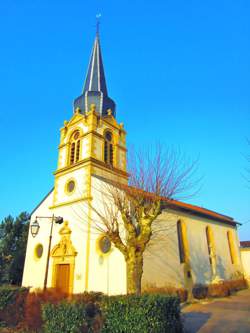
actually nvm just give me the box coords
[83,34,108,96]
[74,33,116,117]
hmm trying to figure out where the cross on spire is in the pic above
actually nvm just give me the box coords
[96,13,101,36]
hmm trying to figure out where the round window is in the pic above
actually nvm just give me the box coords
[66,180,75,193]
[99,236,111,254]
[35,244,43,259]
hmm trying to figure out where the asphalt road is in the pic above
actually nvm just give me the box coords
[182,289,250,333]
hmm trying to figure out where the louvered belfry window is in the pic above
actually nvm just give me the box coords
[104,131,113,166]
[69,131,81,165]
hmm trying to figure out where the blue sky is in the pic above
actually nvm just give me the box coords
[0,0,249,239]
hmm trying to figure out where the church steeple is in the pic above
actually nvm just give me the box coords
[74,32,116,117]
[83,33,108,96]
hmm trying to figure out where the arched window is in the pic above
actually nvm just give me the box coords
[177,220,186,264]
[206,226,217,278]
[227,230,237,264]
[206,226,216,265]
[69,130,81,165]
[104,131,114,166]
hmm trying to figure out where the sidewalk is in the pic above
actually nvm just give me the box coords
[182,289,250,333]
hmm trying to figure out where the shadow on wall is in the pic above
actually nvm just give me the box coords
[189,247,211,285]
[190,252,226,284]
[142,229,227,288]
[182,312,211,333]
[141,213,230,289]
[216,256,227,280]
[142,226,184,287]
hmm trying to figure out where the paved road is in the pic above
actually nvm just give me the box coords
[182,289,250,333]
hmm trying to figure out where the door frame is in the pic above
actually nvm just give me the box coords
[50,221,77,294]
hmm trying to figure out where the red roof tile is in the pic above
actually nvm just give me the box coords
[240,241,250,248]
[94,175,238,227]
[162,199,237,226]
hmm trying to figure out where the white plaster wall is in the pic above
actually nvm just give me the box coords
[22,176,127,295]
[186,215,241,284]
[142,209,243,289]
[22,190,91,294]
[142,213,184,289]
[23,175,242,295]
[91,166,127,184]
[87,237,127,295]
[89,176,127,295]
[50,202,90,293]
[54,168,87,206]
[241,249,250,278]
[22,191,54,290]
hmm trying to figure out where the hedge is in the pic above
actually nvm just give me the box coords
[101,294,182,333]
[42,302,89,333]
[41,294,182,333]
[143,284,188,303]
[0,278,247,331]
[0,285,29,327]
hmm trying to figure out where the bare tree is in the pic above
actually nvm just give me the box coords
[89,146,199,294]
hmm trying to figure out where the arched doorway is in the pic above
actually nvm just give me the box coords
[51,221,77,294]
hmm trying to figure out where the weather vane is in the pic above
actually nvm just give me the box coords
[96,13,101,35]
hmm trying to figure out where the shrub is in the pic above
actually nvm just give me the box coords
[143,283,188,303]
[73,291,103,304]
[192,284,208,299]
[0,289,183,332]
[223,278,247,293]
[42,301,88,333]
[24,288,67,331]
[207,283,230,298]
[42,294,182,333]
[0,285,29,327]
[193,278,247,300]
[101,294,183,333]
[22,289,103,332]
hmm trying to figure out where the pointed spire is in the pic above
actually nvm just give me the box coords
[83,34,108,96]
[73,26,116,117]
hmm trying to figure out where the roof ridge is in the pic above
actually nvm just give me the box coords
[92,174,237,226]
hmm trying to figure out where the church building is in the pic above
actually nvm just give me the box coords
[22,31,244,295]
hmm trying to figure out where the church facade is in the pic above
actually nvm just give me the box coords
[22,33,244,295]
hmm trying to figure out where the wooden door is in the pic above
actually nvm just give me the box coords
[55,264,70,294]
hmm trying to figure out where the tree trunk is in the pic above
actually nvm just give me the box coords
[126,248,144,295]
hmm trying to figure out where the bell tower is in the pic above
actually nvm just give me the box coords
[51,32,128,209]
